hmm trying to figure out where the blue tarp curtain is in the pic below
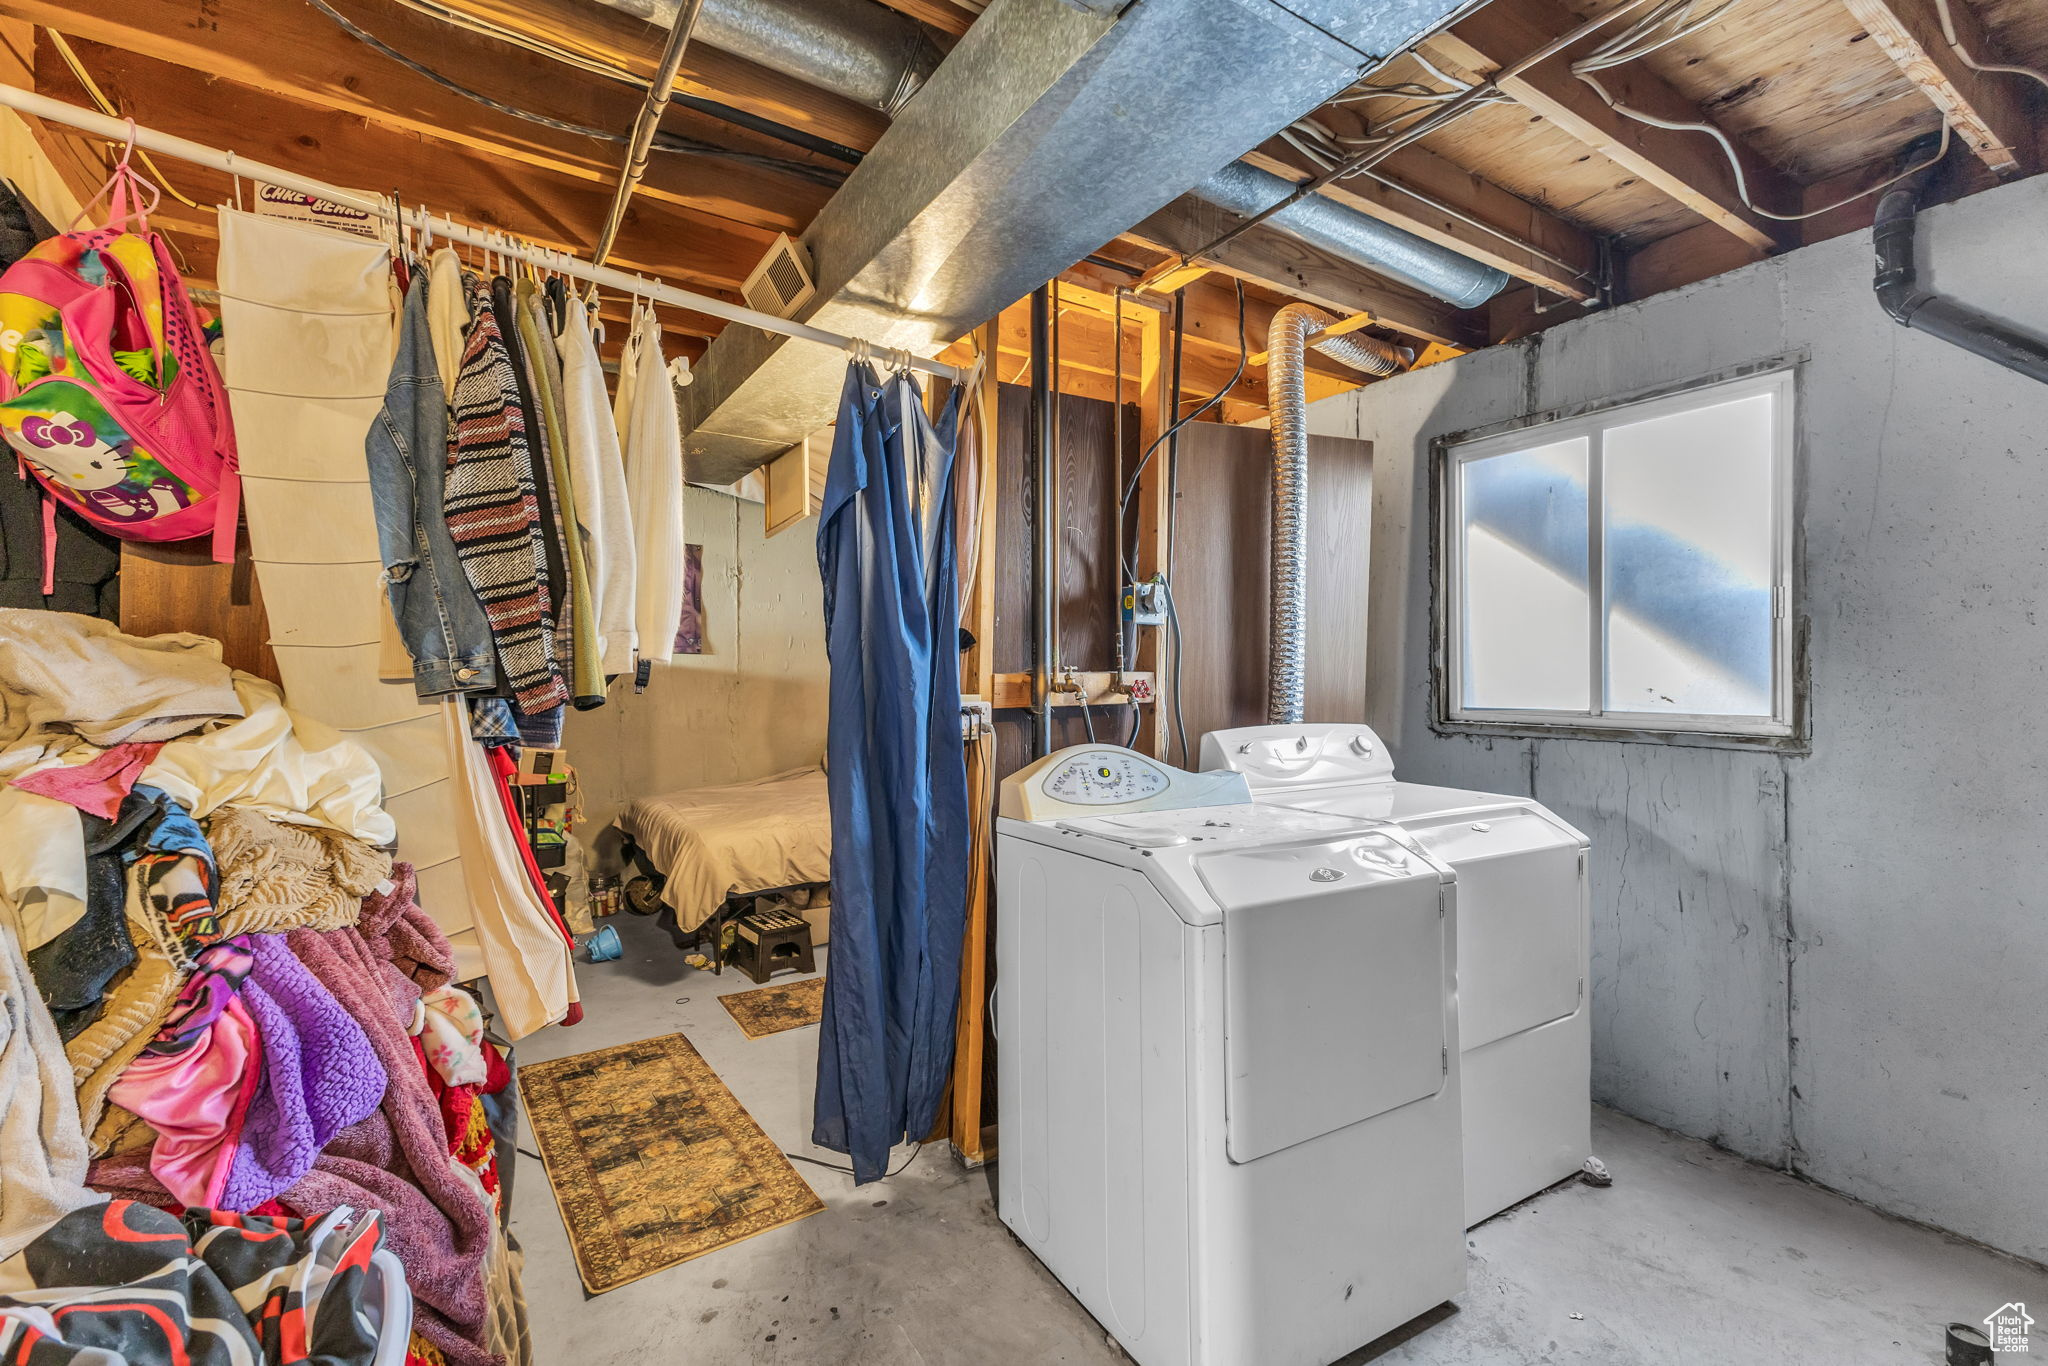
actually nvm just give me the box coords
[812,358,970,1183]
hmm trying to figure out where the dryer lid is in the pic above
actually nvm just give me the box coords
[1199,830,1450,1163]
[1199,723,1397,793]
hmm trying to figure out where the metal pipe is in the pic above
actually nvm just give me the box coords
[0,86,964,381]
[1030,285,1056,757]
[1874,136,2048,385]
[1192,161,1510,309]
[592,0,705,267]
[594,0,941,113]
[1265,302,1409,723]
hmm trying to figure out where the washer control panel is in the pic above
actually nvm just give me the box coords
[1043,750,1169,805]
[999,744,1250,822]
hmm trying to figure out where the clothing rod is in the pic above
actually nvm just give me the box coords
[0,84,964,382]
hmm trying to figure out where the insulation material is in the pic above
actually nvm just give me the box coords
[215,210,480,977]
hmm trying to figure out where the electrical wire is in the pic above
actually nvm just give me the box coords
[785,1141,926,1179]
[298,0,846,187]
[1569,0,1955,222]
[1162,578,1189,766]
[1123,282,1245,752]
[1117,279,1247,587]
[1932,0,2048,91]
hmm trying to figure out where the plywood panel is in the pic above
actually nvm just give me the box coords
[1418,103,1703,246]
[120,531,282,686]
[1974,0,2048,66]
[1562,0,1941,183]
[1168,424,1372,752]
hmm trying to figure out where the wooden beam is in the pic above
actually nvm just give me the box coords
[1240,138,1599,300]
[1125,195,1480,348]
[370,0,887,153]
[4,0,844,235]
[961,319,1000,703]
[990,672,1154,709]
[948,725,994,1166]
[1621,219,1768,302]
[33,45,772,292]
[868,0,976,38]
[1838,0,2032,176]
[1421,0,1791,252]
[1131,310,1170,759]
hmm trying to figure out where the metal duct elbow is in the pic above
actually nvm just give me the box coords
[1193,160,1511,310]
[600,0,941,114]
[1873,134,2048,384]
[1266,303,1411,724]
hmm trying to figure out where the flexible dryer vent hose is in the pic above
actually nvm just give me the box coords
[1265,304,1410,724]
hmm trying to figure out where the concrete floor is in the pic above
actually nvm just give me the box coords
[509,912,2046,1365]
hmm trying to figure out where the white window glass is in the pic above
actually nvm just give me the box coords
[1458,438,1590,711]
[1603,393,1775,716]
[1443,371,1792,738]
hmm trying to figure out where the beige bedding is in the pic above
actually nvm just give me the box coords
[617,767,831,932]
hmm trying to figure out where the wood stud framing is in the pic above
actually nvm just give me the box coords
[1839,0,2033,176]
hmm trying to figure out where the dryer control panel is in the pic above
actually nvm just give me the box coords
[999,745,1249,822]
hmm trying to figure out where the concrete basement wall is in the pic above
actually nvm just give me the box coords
[1304,172,2048,1263]
[566,486,829,835]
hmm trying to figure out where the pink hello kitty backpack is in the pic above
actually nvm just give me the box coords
[0,148,239,590]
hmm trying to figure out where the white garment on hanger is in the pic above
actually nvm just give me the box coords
[620,309,686,666]
[426,247,468,399]
[437,699,578,1040]
[555,306,638,675]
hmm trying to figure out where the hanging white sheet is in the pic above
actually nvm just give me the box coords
[215,211,485,971]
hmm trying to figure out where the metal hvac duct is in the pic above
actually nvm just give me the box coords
[1192,160,1511,310]
[596,0,940,114]
[675,0,1484,483]
[1265,303,1409,723]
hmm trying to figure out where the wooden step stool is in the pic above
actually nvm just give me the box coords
[730,906,816,985]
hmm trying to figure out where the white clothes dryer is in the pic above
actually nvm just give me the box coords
[996,744,1466,1366]
[1201,723,1592,1227]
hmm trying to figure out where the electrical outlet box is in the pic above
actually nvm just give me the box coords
[1122,581,1168,627]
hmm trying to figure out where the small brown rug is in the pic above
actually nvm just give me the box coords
[719,976,826,1039]
[518,1033,822,1293]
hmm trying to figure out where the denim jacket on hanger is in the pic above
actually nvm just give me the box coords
[366,275,498,697]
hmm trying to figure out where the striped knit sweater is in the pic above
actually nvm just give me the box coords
[444,274,568,714]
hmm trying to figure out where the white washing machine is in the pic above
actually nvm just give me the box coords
[1201,723,1591,1228]
[996,745,1465,1366]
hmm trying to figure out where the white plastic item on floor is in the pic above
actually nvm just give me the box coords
[996,745,1465,1366]
[1200,722,1591,1228]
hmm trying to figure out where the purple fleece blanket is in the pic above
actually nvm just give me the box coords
[220,933,385,1211]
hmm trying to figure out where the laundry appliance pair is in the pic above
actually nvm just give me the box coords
[994,725,1589,1366]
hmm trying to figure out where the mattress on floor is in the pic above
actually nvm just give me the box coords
[616,766,830,934]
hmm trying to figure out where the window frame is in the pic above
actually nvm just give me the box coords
[1432,363,1804,750]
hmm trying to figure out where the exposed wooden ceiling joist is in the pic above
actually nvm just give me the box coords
[376,0,888,152]
[1421,0,1795,253]
[1838,0,2034,176]
[1124,198,1480,349]
[865,0,977,39]
[1240,138,1599,301]
[3,0,839,236]
[32,42,770,292]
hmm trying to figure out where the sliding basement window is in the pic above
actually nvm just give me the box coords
[1438,368,1796,742]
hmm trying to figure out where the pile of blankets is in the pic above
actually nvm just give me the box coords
[0,611,527,1366]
